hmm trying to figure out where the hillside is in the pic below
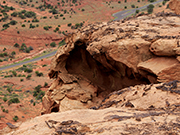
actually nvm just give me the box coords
[0,0,175,131]
[1,9,180,134]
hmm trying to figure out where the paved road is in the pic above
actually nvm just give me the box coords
[0,51,56,71]
[113,0,164,20]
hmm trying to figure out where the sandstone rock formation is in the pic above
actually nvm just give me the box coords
[169,0,180,15]
[2,82,180,135]
[41,13,180,114]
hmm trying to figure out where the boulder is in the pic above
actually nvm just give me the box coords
[149,39,177,56]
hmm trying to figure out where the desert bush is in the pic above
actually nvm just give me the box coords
[131,4,135,8]
[44,82,48,87]
[24,68,33,73]
[3,23,9,28]
[32,19,39,22]
[22,24,25,27]
[49,8,58,14]
[12,70,17,76]
[3,48,6,51]
[21,10,26,14]
[36,91,45,100]
[33,85,44,99]
[24,11,36,18]
[136,10,139,13]
[8,98,20,105]
[67,23,72,27]
[43,26,52,30]
[147,4,154,14]
[26,74,32,79]
[13,116,18,122]
[35,71,43,77]
[2,96,7,102]
[11,51,16,56]
[11,12,18,17]
[50,42,56,47]
[59,39,66,47]
[20,79,24,82]
[7,87,13,93]
[42,64,47,67]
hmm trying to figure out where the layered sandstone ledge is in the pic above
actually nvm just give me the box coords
[41,12,180,114]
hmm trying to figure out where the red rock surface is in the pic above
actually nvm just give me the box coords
[41,13,180,114]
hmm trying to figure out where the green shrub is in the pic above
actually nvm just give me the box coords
[35,71,43,77]
[3,96,7,102]
[3,23,9,28]
[50,42,56,47]
[12,70,17,76]
[3,48,6,51]
[42,64,47,67]
[59,39,66,47]
[131,4,135,8]
[67,23,72,27]
[24,68,33,73]
[147,4,154,14]
[8,98,20,105]
[43,26,52,30]
[13,116,18,122]
[11,12,18,17]
[136,10,139,14]
[7,87,12,93]
[55,27,59,31]
[14,43,19,48]
[20,79,24,82]
[44,82,48,87]
[10,20,17,25]
[11,51,16,56]
[26,74,32,79]
[24,11,36,18]
[36,91,45,100]
[25,47,30,53]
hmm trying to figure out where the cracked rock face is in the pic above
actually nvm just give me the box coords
[3,82,180,135]
[42,13,180,114]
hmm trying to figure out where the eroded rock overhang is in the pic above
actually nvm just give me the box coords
[42,13,180,114]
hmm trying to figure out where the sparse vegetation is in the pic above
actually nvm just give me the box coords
[50,42,56,47]
[35,71,43,77]
[13,116,19,122]
[33,85,45,100]
[8,98,20,105]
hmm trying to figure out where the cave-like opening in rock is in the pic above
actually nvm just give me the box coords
[65,40,153,99]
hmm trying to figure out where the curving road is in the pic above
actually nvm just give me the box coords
[0,0,164,71]
[113,0,164,20]
[0,51,56,71]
